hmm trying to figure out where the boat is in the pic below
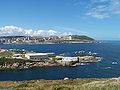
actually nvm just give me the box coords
[105,67,111,69]
[112,62,118,65]
[80,63,86,65]
[97,59,102,62]
[92,53,98,55]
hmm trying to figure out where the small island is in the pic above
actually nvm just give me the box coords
[0,48,102,70]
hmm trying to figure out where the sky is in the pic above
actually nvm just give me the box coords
[0,0,120,40]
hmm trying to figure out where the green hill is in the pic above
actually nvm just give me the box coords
[54,35,96,43]
[71,35,95,41]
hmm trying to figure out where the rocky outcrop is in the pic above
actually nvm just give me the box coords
[0,61,60,70]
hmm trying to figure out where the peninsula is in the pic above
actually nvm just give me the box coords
[0,35,96,44]
[0,49,102,70]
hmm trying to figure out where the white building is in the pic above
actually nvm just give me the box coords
[62,35,72,40]
[56,56,78,62]
[25,53,55,60]
[12,54,23,59]
[62,57,78,62]
[56,56,78,66]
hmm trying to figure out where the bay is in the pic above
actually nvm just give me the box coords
[0,41,120,81]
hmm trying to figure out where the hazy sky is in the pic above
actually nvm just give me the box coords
[0,0,120,40]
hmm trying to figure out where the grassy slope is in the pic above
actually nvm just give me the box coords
[0,51,13,58]
[0,58,34,64]
[0,78,120,90]
[72,35,95,41]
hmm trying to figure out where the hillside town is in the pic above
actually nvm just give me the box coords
[0,35,96,44]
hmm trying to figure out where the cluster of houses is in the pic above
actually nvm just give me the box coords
[12,53,55,60]
[12,52,100,66]
[0,35,72,44]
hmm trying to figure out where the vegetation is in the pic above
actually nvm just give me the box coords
[0,58,33,64]
[71,35,95,41]
[0,49,33,58]
[0,78,120,90]
[0,51,13,58]
[10,49,26,54]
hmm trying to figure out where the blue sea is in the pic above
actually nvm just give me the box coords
[0,41,120,81]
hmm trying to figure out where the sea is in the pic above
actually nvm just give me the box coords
[0,40,120,81]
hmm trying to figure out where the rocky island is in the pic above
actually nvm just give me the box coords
[0,48,102,70]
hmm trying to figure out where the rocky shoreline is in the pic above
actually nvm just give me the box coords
[0,48,102,70]
[0,56,102,70]
[0,60,62,70]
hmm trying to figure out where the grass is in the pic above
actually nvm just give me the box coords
[0,58,34,64]
[0,78,120,90]
[72,35,95,41]
[0,51,13,58]
[15,83,28,88]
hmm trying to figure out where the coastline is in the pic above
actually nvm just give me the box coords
[0,48,101,70]
[0,59,62,70]
[0,56,100,70]
[0,41,97,45]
